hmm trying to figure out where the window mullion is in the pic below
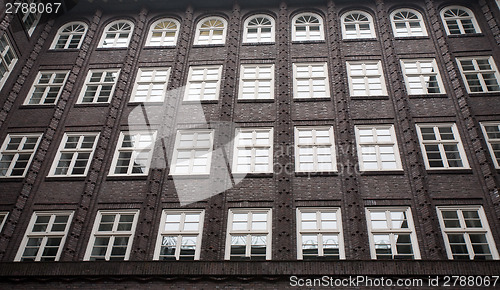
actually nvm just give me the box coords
[175,235,182,259]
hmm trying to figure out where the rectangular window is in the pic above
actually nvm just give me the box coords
[170,130,213,175]
[0,133,42,177]
[456,56,500,93]
[355,125,402,171]
[0,34,18,89]
[297,208,344,260]
[293,62,330,99]
[416,123,469,169]
[437,206,499,260]
[346,61,387,96]
[238,64,274,100]
[0,212,8,232]
[130,67,170,102]
[232,128,273,173]
[24,71,69,105]
[184,65,222,101]
[480,122,500,168]
[109,131,156,176]
[294,127,336,172]
[154,210,205,260]
[15,211,73,261]
[400,59,445,95]
[366,207,420,259]
[21,0,41,36]
[225,209,271,260]
[78,69,120,103]
[84,210,139,261]
[49,133,99,176]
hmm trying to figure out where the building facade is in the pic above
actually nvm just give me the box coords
[0,0,499,288]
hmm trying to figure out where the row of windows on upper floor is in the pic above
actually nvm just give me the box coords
[48,6,488,50]
[1,122,500,179]
[0,205,497,261]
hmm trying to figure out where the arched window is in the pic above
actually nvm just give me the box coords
[390,9,427,37]
[341,11,376,39]
[440,6,480,35]
[98,20,134,48]
[51,22,88,49]
[146,18,180,46]
[194,17,227,45]
[292,13,324,41]
[243,15,275,43]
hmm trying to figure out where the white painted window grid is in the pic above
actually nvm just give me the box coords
[49,132,99,177]
[480,122,500,168]
[0,34,19,90]
[0,212,8,232]
[184,65,222,101]
[84,210,139,261]
[416,123,469,169]
[440,6,481,35]
[346,60,387,96]
[294,127,336,172]
[15,211,74,261]
[154,210,205,260]
[355,125,402,171]
[456,56,500,93]
[78,69,120,103]
[366,207,421,260]
[109,131,156,176]
[292,13,324,41]
[293,62,330,99]
[238,64,274,100]
[296,208,345,260]
[390,9,427,37]
[225,208,272,260]
[232,128,273,174]
[130,67,170,102]
[50,22,88,49]
[21,0,41,36]
[170,129,214,175]
[341,11,376,39]
[24,71,69,105]
[194,17,227,45]
[243,15,275,43]
[436,206,499,260]
[146,18,180,46]
[98,20,134,48]
[400,59,446,95]
[0,133,42,178]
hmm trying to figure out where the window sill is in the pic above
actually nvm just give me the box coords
[350,95,389,100]
[182,100,218,105]
[291,40,326,44]
[295,171,338,177]
[394,36,430,40]
[19,104,56,109]
[293,97,331,102]
[0,177,25,182]
[74,103,111,108]
[237,99,274,103]
[45,176,87,182]
[342,38,378,42]
[409,94,448,99]
[242,42,275,46]
[192,44,225,48]
[95,47,129,51]
[447,33,484,38]
[465,92,500,97]
[359,170,405,176]
[167,174,211,180]
[426,169,473,174]
[106,175,149,181]
[47,48,81,52]
[143,45,176,49]
[232,172,273,178]
[128,101,165,106]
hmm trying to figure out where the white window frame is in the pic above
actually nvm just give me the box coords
[480,122,500,169]
[145,18,180,47]
[390,9,428,37]
[291,13,325,41]
[366,207,421,260]
[456,56,500,93]
[130,67,171,102]
[170,129,214,175]
[21,0,41,36]
[49,132,99,177]
[15,211,74,262]
[84,210,139,261]
[292,62,330,99]
[109,131,157,176]
[296,208,345,260]
[232,127,273,174]
[400,59,446,95]
[0,212,8,232]
[193,16,227,45]
[437,206,499,260]
[416,123,470,169]
[243,14,275,43]
[153,210,205,260]
[238,64,274,100]
[0,34,19,90]
[0,133,42,178]
[98,20,134,48]
[294,127,336,172]
[346,60,388,96]
[341,11,376,39]
[497,0,500,11]
[225,208,272,260]
[184,65,222,101]
[50,22,88,49]
[440,6,481,35]
[77,69,120,104]
[24,70,70,105]
[355,125,403,171]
